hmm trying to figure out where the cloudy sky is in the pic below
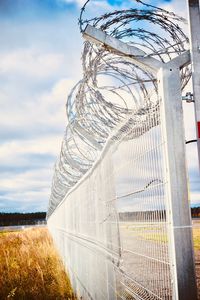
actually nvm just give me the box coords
[0,0,200,212]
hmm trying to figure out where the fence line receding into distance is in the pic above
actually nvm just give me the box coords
[47,1,197,299]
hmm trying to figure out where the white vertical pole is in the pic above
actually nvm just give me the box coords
[188,0,200,171]
[158,65,197,300]
[83,23,198,300]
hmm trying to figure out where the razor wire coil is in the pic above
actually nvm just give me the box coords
[48,0,191,217]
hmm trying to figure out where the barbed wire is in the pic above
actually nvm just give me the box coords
[48,0,191,216]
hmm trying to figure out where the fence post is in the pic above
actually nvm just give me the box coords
[188,0,200,171]
[158,65,198,300]
[83,24,198,299]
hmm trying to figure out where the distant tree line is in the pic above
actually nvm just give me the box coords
[0,207,199,226]
[119,207,200,222]
[119,210,166,222]
[191,207,200,218]
[0,212,46,226]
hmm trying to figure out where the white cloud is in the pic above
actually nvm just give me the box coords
[0,48,64,79]
[62,0,86,6]
[190,192,200,206]
[0,176,49,194]
[61,0,112,9]
[0,169,51,211]
[0,77,76,212]
[0,0,199,213]
[0,0,81,212]
[0,136,60,161]
[0,77,75,140]
[160,0,187,18]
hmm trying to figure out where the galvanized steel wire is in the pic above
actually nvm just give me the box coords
[47,1,192,299]
[47,0,190,217]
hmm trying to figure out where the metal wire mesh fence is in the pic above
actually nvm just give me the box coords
[47,0,190,217]
[47,1,197,299]
[48,100,175,299]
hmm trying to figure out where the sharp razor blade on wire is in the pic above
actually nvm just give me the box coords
[47,0,190,216]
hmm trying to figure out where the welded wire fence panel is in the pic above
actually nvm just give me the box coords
[112,115,172,300]
[46,1,195,299]
[48,102,174,300]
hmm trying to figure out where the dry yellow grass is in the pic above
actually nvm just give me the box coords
[193,227,200,251]
[0,227,76,300]
[0,224,199,299]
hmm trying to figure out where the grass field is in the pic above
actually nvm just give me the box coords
[193,220,200,300]
[0,227,76,300]
[0,225,199,299]
[193,224,200,250]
